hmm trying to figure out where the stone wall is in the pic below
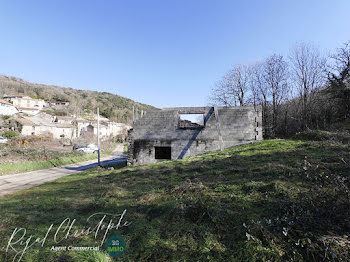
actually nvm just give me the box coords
[128,106,262,165]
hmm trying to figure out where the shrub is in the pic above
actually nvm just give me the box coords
[294,130,350,143]
[1,131,20,139]
[1,115,11,120]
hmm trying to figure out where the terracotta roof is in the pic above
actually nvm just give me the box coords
[0,99,14,106]
[3,96,33,100]
[56,116,75,120]
[50,100,69,103]
[51,123,74,128]
[16,118,73,128]
[76,119,97,123]
[3,95,25,98]
[17,107,40,111]
[15,118,36,126]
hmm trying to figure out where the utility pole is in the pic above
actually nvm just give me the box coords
[97,107,101,166]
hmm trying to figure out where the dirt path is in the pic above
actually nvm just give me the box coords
[0,144,126,197]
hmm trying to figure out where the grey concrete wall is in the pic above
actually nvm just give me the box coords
[128,106,262,165]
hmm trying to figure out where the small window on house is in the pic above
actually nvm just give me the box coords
[178,113,204,129]
[155,147,171,160]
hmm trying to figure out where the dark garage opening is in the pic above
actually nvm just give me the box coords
[155,146,171,160]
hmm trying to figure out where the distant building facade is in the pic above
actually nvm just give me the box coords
[16,113,76,139]
[1,94,131,140]
[53,116,75,125]
[3,96,46,115]
[49,100,70,107]
[15,112,131,140]
[77,119,130,140]
[0,99,19,115]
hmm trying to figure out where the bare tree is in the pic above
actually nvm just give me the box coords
[263,54,289,136]
[210,78,236,106]
[328,42,350,120]
[210,64,251,107]
[229,65,250,106]
[248,63,267,107]
[248,62,270,135]
[289,43,326,130]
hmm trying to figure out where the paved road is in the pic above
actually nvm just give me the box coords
[0,144,127,198]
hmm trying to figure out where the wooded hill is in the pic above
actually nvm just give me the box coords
[209,41,350,138]
[0,74,158,124]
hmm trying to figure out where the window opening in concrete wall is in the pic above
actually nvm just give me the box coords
[155,146,171,159]
[178,113,204,128]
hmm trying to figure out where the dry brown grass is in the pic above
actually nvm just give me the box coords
[139,192,160,203]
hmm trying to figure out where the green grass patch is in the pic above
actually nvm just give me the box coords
[0,149,114,175]
[0,139,349,261]
[0,131,20,139]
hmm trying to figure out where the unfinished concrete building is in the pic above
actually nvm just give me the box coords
[127,106,262,165]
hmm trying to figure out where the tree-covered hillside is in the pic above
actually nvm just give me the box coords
[0,75,158,123]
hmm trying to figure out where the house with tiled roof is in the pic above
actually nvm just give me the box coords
[0,99,19,115]
[15,113,76,139]
[3,95,46,115]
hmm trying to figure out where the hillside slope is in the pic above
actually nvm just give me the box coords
[0,74,158,123]
[0,134,350,261]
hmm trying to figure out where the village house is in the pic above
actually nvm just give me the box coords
[17,118,76,139]
[48,100,70,107]
[77,119,130,140]
[15,113,76,139]
[0,99,19,115]
[13,112,130,140]
[1,96,131,140]
[53,116,75,125]
[127,106,262,165]
[3,95,46,115]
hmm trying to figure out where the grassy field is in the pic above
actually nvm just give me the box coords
[0,135,350,261]
[0,148,115,175]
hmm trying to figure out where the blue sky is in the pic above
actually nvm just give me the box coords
[0,0,349,108]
